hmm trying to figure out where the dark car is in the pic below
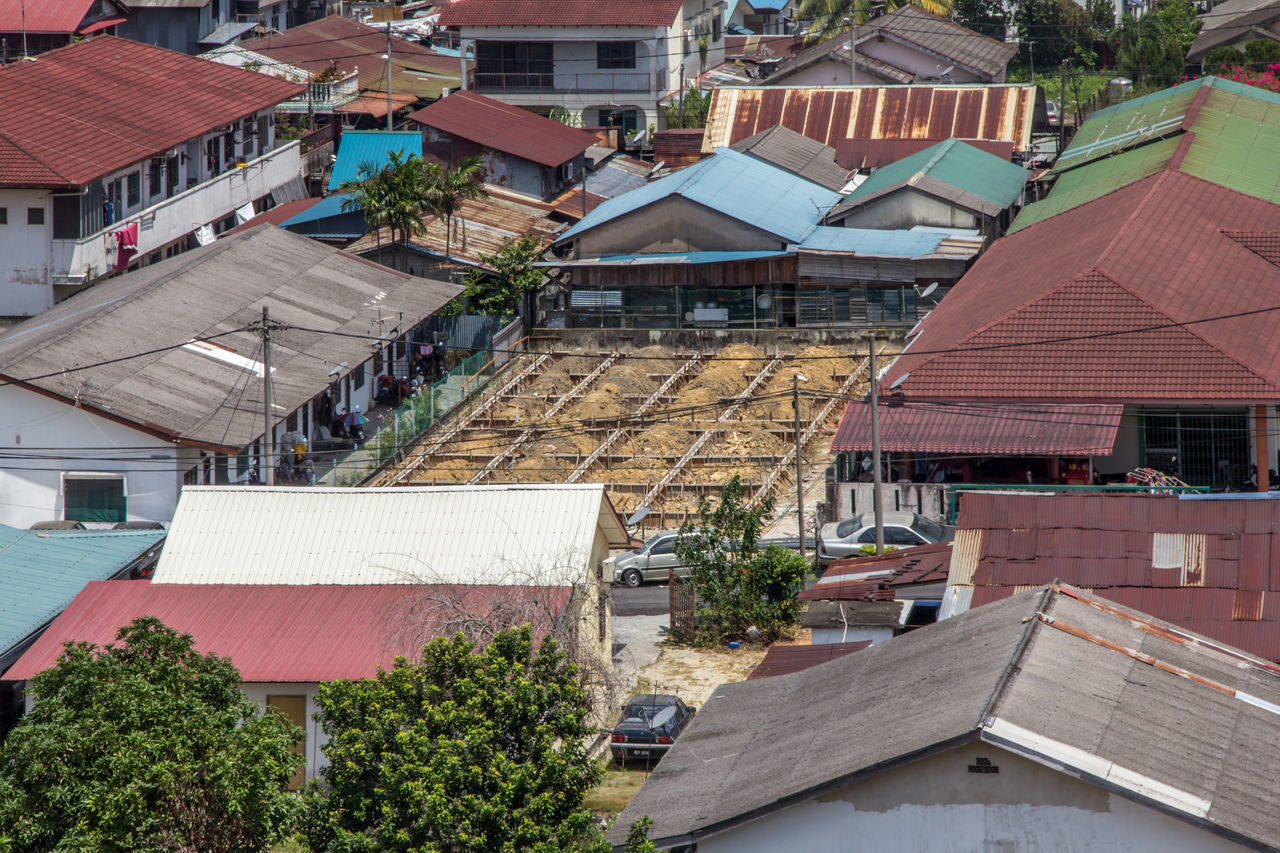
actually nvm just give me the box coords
[610,694,696,767]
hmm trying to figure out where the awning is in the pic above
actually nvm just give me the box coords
[198,20,259,45]
[336,93,419,118]
[78,16,127,34]
[830,401,1123,456]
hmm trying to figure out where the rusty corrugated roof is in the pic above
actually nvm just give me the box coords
[409,90,596,168]
[5,581,572,682]
[951,493,1280,661]
[747,641,871,678]
[702,84,1037,154]
[802,543,952,601]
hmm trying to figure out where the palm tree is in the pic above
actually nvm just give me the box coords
[337,150,437,271]
[797,0,954,43]
[425,156,489,265]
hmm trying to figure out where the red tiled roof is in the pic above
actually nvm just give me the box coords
[955,493,1280,661]
[0,37,303,188]
[0,0,97,33]
[802,543,952,601]
[748,641,871,679]
[830,401,1122,455]
[5,581,572,682]
[409,90,595,168]
[887,171,1280,403]
[437,0,685,27]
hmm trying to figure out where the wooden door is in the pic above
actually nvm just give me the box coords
[267,694,307,790]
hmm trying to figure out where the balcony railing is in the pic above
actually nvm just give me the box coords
[469,69,656,93]
[50,141,302,286]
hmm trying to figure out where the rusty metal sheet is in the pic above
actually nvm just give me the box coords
[702,85,1037,154]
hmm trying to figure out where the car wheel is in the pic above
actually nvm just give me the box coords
[620,568,643,588]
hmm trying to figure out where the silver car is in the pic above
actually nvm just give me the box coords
[610,530,690,587]
[816,511,954,565]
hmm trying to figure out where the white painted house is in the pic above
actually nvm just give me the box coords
[0,36,306,317]
[437,0,727,133]
[0,227,459,528]
[609,584,1280,852]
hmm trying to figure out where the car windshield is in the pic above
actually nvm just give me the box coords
[911,515,946,542]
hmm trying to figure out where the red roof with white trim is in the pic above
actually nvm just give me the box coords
[409,90,596,168]
[5,581,571,682]
[885,171,1280,403]
[437,0,685,27]
[0,37,303,188]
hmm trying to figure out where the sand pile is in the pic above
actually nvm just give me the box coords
[588,456,667,484]
[717,424,787,457]
[508,455,571,482]
[622,423,694,457]
[415,458,475,483]
[572,382,627,420]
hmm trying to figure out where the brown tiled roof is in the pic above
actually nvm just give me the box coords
[409,90,595,168]
[0,37,303,188]
[886,171,1280,402]
[437,0,685,27]
[954,492,1280,662]
[857,6,1016,79]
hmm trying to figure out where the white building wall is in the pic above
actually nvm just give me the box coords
[0,188,54,316]
[242,682,330,783]
[858,39,991,82]
[811,626,895,645]
[698,745,1250,853]
[0,385,185,528]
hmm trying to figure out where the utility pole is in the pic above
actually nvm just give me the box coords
[793,372,806,556]
[849,0,856,84]
[261,306,275,486]
[21,0,28,60]
[1059,59,1070,154]
[385,25,393,132]
[868,337,884,554]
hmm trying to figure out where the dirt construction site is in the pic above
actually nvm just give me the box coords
[374,341,873,527]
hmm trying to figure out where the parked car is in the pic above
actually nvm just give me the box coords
[609,530,688,587]
[610,694,696,767]
[28,520,86,530]
[112,520,166,530]
[1045,100,1062,126]
[816,511,954,565]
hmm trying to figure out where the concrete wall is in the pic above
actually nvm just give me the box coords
[116,8,202,54]
[0,385,188,528]
[834,189,981,231]
[858,38,994,83]
[0,188,54,316]
[837,482,949,522]
[774,56,896,86]
[573,195,787,256]
[811,625,894,645]
[697,745,1250,853]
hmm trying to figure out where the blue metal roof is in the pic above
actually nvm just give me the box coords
[281,193,355,226]
[0,525,165,665]
[796,226,946,257]
[561,147,842,244]
[328,130,424,190]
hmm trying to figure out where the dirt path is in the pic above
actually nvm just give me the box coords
[636,643,767,707]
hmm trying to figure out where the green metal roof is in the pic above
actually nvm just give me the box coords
[0,525,165,667]
[833,138,1029,217]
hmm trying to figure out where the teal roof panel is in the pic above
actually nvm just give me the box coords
[328,130,424,190]
[0,525,165,663]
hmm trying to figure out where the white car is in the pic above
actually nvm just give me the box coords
[816,511,954,565]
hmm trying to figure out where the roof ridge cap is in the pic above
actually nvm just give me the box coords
[978,584,1056,726]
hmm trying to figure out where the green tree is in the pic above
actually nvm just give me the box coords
[796,0,954,43]
[338,150,439,271]
[460,233,545,316]
[305,626,604,853]
[0,617,302,853]
[1204,44,1245,72]
[951,0,1005,40]
[1245,38,1280,69]
[425,155,489,264]
[1012,0,1097,73]
[674,476,809,646]
[1112,0,1200,88]
[665,87,711,128]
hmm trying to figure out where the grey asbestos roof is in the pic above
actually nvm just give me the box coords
[0,226,460,451]
[728,125,850,191]
[1189,0,1280,61]
[608,584,1280,850]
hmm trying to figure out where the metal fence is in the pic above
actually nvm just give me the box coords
[669,571,697,643]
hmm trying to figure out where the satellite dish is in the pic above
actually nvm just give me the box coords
[888,372,910,389]
[917,282,939,299]
[626,506,650,527]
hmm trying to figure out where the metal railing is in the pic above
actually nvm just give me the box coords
[469,70,655,93]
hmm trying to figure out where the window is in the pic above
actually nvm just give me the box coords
[27,207,44,225]
[597,41,637,69]
[149,159,163,199]
[223,132,234,164]
[885,526,924,546]
[353,363,365,390]
[0,207,7,224]
[597,108,639,134]
[127,172,140,207]
[373,348,383,377]
[650,537,676,555]
[474,41,553,88]
[64,475,126,523]
[713,14,723,41]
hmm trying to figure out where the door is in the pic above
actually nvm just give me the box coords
[266,694,307,790]
[644,535,679,580]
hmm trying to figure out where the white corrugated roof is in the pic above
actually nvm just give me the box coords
[152,485,629,586]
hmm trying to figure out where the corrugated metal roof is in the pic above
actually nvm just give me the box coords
[609,583,1280,849]
[409,90,596,168]
[728,125,849,191]
[152,484,630,586]
[830,402,1122,454]
[652,129,708,169]
[836,136,1016,170]
[327,130,424,190]
[702,85,1038,154]
[0,526,164,667]
[559,147,843,246]
[0,227,460,450]
[884,171,1280,402]
[436,0,685,27]
[796,225,980,260]
[0,0,99,33]
[5,581,571,682]
[541,250,791,266]
[831,138,1029,220]
[801,542,952,601]
[0,37,303,188]
[747,640,871,678]
[945,493,1280,662]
